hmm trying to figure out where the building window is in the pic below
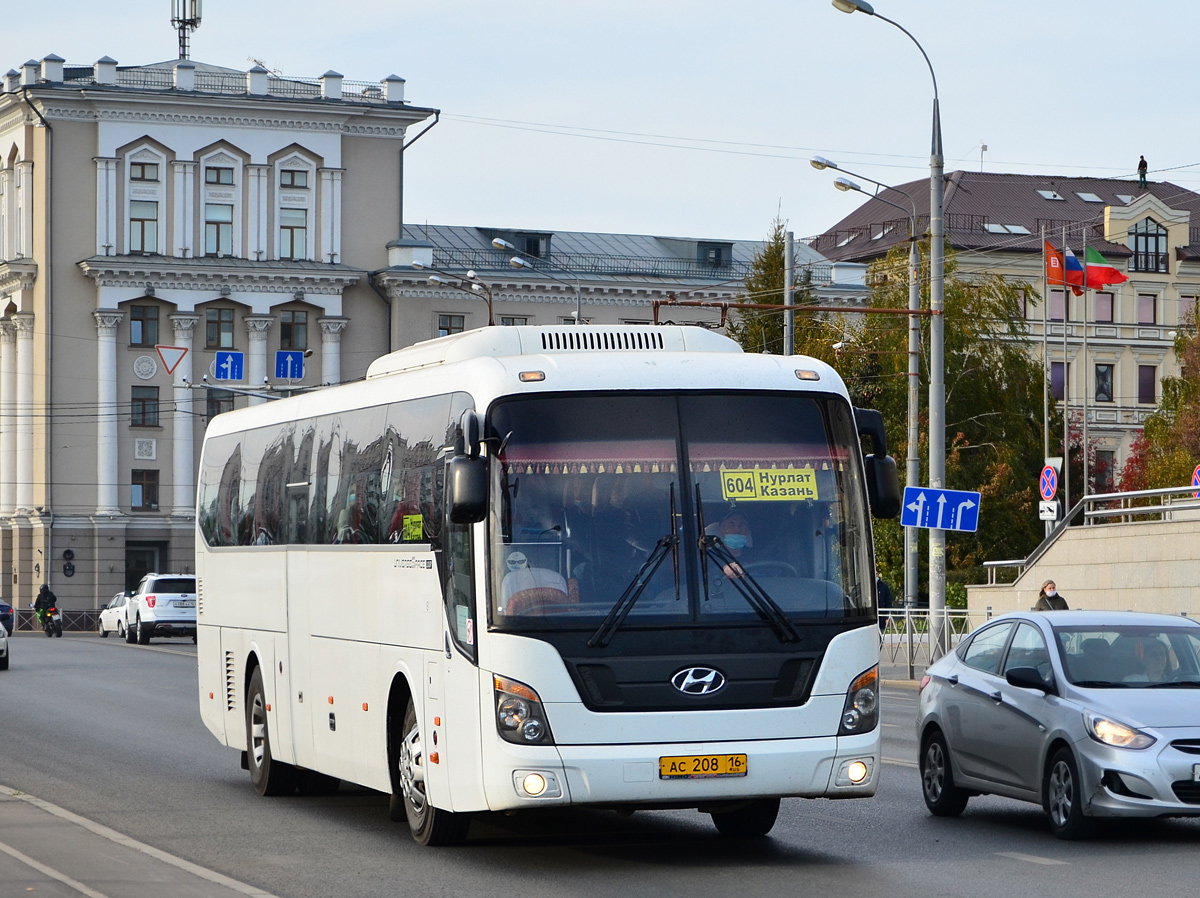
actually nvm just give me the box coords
[697,242,733,268]
[1094,292,1113,323]
[205,166,234,186]
[131,386,159,426]
[129,201,158,253]
[280,170,308,189]
[1051,361,1068,401]
[205,204,234,257]
[500,316,528,327]
[1017,291,1028,319]
[206,308,235,349]
[1129,217,1168,273]
[280,310,307,350]
[1137,294,1157,325]
[1181,296,1197,326]
[130,305,159,346]
[207,388,234,421]
[1095,364,1114,403]
[438,314,465,337]
[130,162,159,182]
[131,470,159,510]
[1138,364,1156,404]
[1095,449,1115,493]
[278,208,307,260]
[1049,288,1069,322]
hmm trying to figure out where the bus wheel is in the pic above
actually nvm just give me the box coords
[395,698,469,846]
[246,666,297,796]
[710,798,780,838]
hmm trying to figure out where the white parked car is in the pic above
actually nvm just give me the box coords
[98,592,130,639]
[0,621,8,670]
[124,574,197,645]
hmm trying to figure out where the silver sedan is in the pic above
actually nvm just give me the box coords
[917,610,1200,839]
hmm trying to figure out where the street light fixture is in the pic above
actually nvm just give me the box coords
[832,0,946,649]
[492,237,584,324]
[412,262,495,326]
[822,165,922,611]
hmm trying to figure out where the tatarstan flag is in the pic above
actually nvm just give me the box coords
[1084,246,1128,290]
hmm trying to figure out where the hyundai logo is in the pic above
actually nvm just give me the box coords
[671,667,726,696]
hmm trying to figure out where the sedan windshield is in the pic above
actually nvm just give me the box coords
[486,391,872,634]
[1055,625,1200,687]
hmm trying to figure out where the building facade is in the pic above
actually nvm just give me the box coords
[0,53,435,611]
[810,171,1200,489]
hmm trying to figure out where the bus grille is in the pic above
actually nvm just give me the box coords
[539,329,665,352]
[225,652,237,712]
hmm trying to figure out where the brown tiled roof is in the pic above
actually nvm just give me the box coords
[810,171,1200,264]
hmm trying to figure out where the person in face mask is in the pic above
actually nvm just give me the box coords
[715,511,754,579]
[1034,579,1068,611]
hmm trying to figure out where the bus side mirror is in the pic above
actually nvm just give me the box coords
[864,454,901,519]
[448,456,487,524]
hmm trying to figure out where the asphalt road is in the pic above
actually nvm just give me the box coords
[1,633,1198,898]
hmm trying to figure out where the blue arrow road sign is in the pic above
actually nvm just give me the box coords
[901,486,982,533]
[214,351,244,381]
[275,350,305,380]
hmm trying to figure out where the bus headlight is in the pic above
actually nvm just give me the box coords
[494,675,555,746]
[837,665,879,735]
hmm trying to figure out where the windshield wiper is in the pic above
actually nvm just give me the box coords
[588,485,680,649]
[1145,680,1200,688]
[1071,680,1130,688]
[695,486,799,644]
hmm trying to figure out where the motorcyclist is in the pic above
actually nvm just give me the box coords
[34,584,57,625]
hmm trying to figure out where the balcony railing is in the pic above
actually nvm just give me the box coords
[429,247,758,281]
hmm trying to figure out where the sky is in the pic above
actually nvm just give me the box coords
[8,1,1200,244]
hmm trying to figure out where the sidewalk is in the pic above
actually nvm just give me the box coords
[0,785,277,898]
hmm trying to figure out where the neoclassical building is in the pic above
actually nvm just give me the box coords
[0,53,435,610]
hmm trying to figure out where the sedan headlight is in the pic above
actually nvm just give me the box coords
[1086,714,1155,750]
[494,675,555,746]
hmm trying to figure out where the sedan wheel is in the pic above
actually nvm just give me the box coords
[920,729,969,817]
[1045,748,1095,839]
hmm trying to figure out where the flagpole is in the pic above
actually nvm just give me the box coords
[1041,226,1050,537]
[1062,225,1070,519]
[1082,227,1090,500]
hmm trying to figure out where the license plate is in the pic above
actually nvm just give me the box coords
[175,600,195,608]
[659,754,748,779]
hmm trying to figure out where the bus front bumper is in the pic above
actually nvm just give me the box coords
[482,730,880,811]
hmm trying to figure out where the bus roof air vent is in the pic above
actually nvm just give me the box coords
[538,328,664,352]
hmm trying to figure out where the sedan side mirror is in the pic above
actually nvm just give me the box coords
[1005,666,1054,694]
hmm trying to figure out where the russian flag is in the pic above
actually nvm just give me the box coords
[1062,247,1085,295]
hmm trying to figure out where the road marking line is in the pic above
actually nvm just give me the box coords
[883,756,918,768]
[0,838,110,898]
[0,784,280,897]
[996,851,1069,866]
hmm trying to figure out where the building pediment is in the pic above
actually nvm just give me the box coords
[77,255,361,295]
[1105,193,1189,242]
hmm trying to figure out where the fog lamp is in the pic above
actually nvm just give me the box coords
[522,773,547,796]
[847,760,869,784]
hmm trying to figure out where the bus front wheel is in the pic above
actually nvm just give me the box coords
[393,697,470,846]
[709,797,780,838]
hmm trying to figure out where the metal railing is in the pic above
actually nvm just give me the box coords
[879,608,985,679]
[428,247,761,281]
[14,609,101,633]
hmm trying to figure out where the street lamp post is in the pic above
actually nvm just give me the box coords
[491,238,584,324]
[815,158,921,611]
[411,261,495,326]
[833,0,946,648]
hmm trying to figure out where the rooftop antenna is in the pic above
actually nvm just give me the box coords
[979,141,987,172]
[171,0,203,60]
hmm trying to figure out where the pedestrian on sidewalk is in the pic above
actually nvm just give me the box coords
[876,570,893,630]
[1034,579,1068,611]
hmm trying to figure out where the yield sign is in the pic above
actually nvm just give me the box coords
[155,345,189,375]
[1039,465,1058,502]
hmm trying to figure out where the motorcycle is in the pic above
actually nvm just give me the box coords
[37,606,63,638]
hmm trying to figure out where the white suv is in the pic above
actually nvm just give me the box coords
[125,573,197,645]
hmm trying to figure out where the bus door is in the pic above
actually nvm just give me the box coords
[284,482,316,771]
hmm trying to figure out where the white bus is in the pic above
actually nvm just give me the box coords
[196,325,900,845]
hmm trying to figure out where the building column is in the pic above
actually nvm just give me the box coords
[0,321,15,515]
[244,315,274,406]
[318,317,348,386]
[12,313,34,512]
[170,314,199,515]
[171,161,196,257]
[94,309,124,515]
[93,157,118,256]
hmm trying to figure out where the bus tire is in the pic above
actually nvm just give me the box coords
[709,797,780,838]
[246,666,297,796]
[395,698,469,846]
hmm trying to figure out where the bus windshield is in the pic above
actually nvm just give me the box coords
[487,392,872,634]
